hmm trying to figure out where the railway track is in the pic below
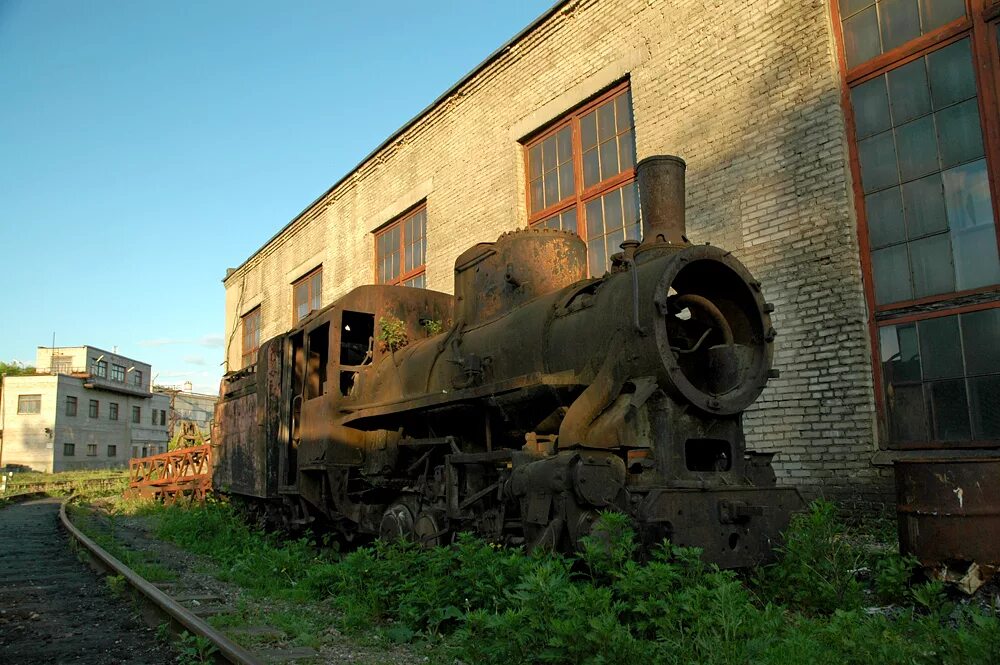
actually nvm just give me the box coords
[0,497,261,665]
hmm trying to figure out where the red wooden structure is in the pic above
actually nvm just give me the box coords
[127,445,212,502]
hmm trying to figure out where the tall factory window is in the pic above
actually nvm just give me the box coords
[92,358,108,378]
[293,267,323,324]
[833,1,1000,448]
[524,82,638,276]
[376,205,427,288]
[66,395,77,416]
[89,399,99,418]
[132,369,143,387]
[64,443,75,456]
[107,445,117,457]
[109,402,119,420]
[241,306,261,368]
[17,394,40,414]
[111,364,125,382]
[132,405,141,423]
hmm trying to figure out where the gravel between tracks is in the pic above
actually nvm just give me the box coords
[0,498,176,665]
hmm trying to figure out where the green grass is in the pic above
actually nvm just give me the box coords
[94,498,1000,664]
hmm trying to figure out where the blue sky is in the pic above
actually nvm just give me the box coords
[0,0,553,393]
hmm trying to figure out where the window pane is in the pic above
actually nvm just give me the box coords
[544,171,560,208]
[604,188,623,232]
[891,384,931,440]
[866,187,906,248]
[615,92,633,132]
[583,148,600,188]
[894,115,938,182]
[587,238,607,276]
[581,112,597,150]
[935,98,983,169]
[844,6,881,67]
[562,208,578,234]
[840,0,874,17]
[919,0,966,34]
[969,375,1000,439]
[557,126,572,162]
[586,198,604,238]
[858,130,898,192]
[927,379,971,440]
[909,232,954,297]
[622,182,639,230]
[559,161,575,200]
[961,309,1000,375]
[530,178,543,214]
[943,159,1000,290]
[880,323,922,383]
[853,76,892,138]
[528,144,542,179]
[542,135,557,173]
[872,244,912,303]
[597,101,616,141]
[918,315,963,379]
[900,173,946,238]
[886,58,930,125]
[619,131,635,171]
[927,38,975,109]
[599,139,620,181]
[880,0,920,52]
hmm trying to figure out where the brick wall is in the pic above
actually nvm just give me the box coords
[222,0,893,503]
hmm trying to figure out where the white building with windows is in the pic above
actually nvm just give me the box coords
[0,346,169,472]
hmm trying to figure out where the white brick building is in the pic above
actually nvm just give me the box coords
[221,0,1000,505]
[0,346,169,472]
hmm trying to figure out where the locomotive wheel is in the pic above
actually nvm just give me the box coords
[413,510,447,548]
[379,504,414,542]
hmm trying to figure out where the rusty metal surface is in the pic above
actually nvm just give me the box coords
[213,154,802,566]
[896,454,1000,580]
[128,445,212,502]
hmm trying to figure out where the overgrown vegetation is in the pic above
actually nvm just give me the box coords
[88,497,1000,664]
[377,315,408,352]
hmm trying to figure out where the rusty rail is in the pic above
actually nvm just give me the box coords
[59,500,262,665]
[128,445,212,502]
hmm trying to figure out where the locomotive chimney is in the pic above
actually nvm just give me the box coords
[638,155,687,245]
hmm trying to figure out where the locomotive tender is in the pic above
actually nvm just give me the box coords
[214,155,802,567]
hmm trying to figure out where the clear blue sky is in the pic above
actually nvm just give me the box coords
[0,0,554,393]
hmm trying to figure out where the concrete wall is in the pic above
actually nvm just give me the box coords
[222,0,891,503]
[1,375,60,472]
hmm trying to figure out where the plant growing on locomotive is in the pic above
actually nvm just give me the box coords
[213,155,803,567]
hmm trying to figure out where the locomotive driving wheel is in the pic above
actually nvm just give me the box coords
[379,504,414,542]
[413,509,447,547]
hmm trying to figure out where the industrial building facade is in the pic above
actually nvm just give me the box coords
[0,346,169,472]
[222,0,1000,504]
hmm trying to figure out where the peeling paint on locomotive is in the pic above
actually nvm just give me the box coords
[213,155,804,566]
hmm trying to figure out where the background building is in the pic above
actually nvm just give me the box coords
[221,0,1000,506]
[154,382,217,447]
[0,346,169,472]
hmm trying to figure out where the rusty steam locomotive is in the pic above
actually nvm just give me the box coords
[214,155,802,567]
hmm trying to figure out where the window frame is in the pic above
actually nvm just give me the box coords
[86,443,97,457]
[64,443,75,457]
[109,402,119,421]
[522,81,638,274]
[132,370,143,387]
[241,306,262,368]
[66,395,77,417]
[132,405,141,424]
[292,266,323,324]
[88,399,99,419]
[831,0,1000,449]
[17,394,41,415]
[107,444,117,457]
[111,363,125,382]
[374,203,428,287]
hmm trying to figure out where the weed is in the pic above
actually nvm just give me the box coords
[105,574,126,595]
[421,318,443,336]
[377,316,408,352]
[873,552,919,603]
[175,631,218,665]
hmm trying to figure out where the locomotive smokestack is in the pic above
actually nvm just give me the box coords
[638,155,687,245]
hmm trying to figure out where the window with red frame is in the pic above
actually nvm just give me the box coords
[376,205,427,288]
[524,82,638,276]
[293,267,322,324]
[834,0,1000,447]
[241,306,261,368]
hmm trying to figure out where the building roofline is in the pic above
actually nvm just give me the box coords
[223,0,567,284]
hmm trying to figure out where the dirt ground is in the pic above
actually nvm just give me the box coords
[0,498,176,665]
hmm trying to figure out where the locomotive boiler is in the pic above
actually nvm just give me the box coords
[214,155,803,567]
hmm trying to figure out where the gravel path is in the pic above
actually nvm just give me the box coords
[0,498,175,665]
